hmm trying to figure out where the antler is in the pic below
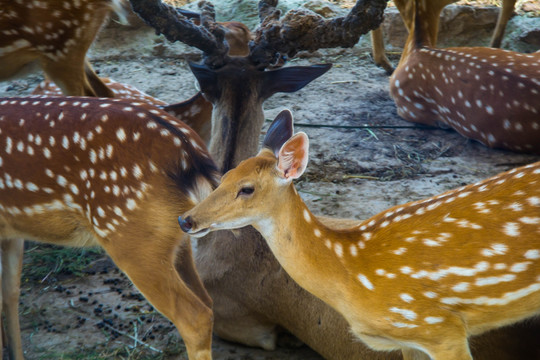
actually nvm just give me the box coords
[250,0,388,68]
[128,0,229,67]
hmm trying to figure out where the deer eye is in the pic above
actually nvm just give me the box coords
[237,186,254,197]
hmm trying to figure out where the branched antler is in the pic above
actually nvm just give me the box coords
[129,0,229,68]
[250,0,388,68]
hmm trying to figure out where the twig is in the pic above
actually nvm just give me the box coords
[100,322,162,353]
[264,119,440,130]
[343,175,380,180]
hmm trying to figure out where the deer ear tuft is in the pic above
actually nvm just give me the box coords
[277,132,309,181]
[263,110,294,157]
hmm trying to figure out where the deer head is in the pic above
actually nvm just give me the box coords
[128,0,387,171]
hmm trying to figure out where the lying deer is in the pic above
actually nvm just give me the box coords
[0,0,126,97]
[371,0,518,74]
[0,95,221,360]
[180,109,540,360]
[134,1,540,359]
[390,0,540,153]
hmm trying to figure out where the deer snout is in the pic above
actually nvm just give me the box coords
[178,215,194,233]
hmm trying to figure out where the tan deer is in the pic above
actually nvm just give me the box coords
[389,0,540,154]
[180,109,540,360]
[0,0,128,97]
[0,95,222,360]
[131,1,540,359]
[371,0,518,74]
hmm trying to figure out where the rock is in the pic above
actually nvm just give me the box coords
[518,28,540,46]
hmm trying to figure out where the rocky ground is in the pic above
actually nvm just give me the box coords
[1,1,539,359]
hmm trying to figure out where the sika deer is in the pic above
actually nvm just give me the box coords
[180,109,540,360]
[0,0,126,97]
[0,12,250,358]
[371,0,518,74]
[0,96,219,360]
[389,0,540,153]
[30,17,252,145]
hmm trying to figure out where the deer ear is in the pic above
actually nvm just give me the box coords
[263,110,294,157]
[189,62,220,101]
[260,64,332,100]
[277,132,309,181]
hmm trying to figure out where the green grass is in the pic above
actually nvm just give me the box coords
[22,243,105,283]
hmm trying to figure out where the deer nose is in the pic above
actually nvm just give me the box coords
[178,216,194,233]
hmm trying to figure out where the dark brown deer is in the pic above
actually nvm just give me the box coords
[389,0,540,153]
[0,0,126,97]
[371,0,518,74]
[131,1,540,359]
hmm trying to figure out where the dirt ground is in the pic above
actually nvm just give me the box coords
[1,3,540,360]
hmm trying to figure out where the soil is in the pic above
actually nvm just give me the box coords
[1,4,539,360]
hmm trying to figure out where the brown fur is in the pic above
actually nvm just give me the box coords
[0,0,124,97]
[370,0,517,73]
[0,96,218,360]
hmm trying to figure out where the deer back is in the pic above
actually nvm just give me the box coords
[0,96,217,244]
[390,0,540,153]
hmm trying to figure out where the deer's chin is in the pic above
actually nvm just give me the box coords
[188,228,211,238]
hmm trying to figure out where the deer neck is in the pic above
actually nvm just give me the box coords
[399,0,445,64]
[209,91,265,173]
[251,183,366,311]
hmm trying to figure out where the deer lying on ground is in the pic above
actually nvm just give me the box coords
[389,0,540,153]
[371,0,518,74]
[180,109,540,360]
[0,0,126,97]
[133,1,540,359]
[0,95,222,360]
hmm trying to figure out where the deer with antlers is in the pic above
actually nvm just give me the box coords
[0,0,127,97]
[130,1,540,359]
[180,109,540,360]
[371,0,518,74]
[0,0,384,357]
[389,0,540,153]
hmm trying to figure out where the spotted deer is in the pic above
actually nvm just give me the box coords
[0,95,221,360]
[29,17,252,145]
[0,0,128,97]
[389,0,540,153]
[131,1,539,358]
[180,109,540,360]
[0,10,250,359]
[371,0,518,74]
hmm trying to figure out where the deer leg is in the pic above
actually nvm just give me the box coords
[490,0,517,48]
[401,347,431,360]
[84,59,115,98]
[174,236,213,309]
[103,237,213,360]
[41,57,97,97]
[370,28,394,75]
[1,239,24,360]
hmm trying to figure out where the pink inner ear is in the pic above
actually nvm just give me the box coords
[277,133,309,180]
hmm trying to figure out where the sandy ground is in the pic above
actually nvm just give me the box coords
[1,5,540,360]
